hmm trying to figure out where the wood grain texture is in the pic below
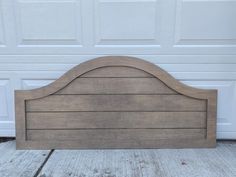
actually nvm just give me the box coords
[27,129,206,141]
[15,56,217,149]
[26,95,206,112]
[26,112,206,129]
[56,78,176,94]
[80,66,153,78]
[17,139,216,149]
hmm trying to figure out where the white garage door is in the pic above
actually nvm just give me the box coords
[0,0,236,139]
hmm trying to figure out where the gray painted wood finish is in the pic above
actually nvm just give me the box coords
[26,95,207,112]
[15,56,217,149]
[26,112,206,129]
[56,78,177,94]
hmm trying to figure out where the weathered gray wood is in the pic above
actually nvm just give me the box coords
[80,66,153,77]
[36,142,236,177]
[0,141,50,177]
[17,139,216,149]
[27,112,206,129]
[27,129,206,141]
[56,78,176,94]
[15,92,27,147]
[15,56,216,100]
[15,56,217,149]
[206,91,217,141]
[26,95,206,112]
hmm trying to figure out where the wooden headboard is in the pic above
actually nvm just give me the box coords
[15,56,217,149]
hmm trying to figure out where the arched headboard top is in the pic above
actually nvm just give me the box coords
[15,56,217,149]
[17,56,216,100]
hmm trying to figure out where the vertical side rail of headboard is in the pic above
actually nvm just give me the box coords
[15,91,27,148]
[206,91,217,146]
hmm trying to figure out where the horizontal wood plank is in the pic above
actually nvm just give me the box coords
[56,78,176,94]
[81,66,153,78]
[26,112,206,129]
[27,129,206,141]
[26,95,206,112]
[18,139,216,149]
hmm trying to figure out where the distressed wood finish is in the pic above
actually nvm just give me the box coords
[56,78,177,94]
[26,95,206,112]
[27,129,206,141]
[15,56,217,149]
[80,66,153,78]
[26,112,206,129]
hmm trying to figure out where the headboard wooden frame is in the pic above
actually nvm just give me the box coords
[15,56,217,149]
